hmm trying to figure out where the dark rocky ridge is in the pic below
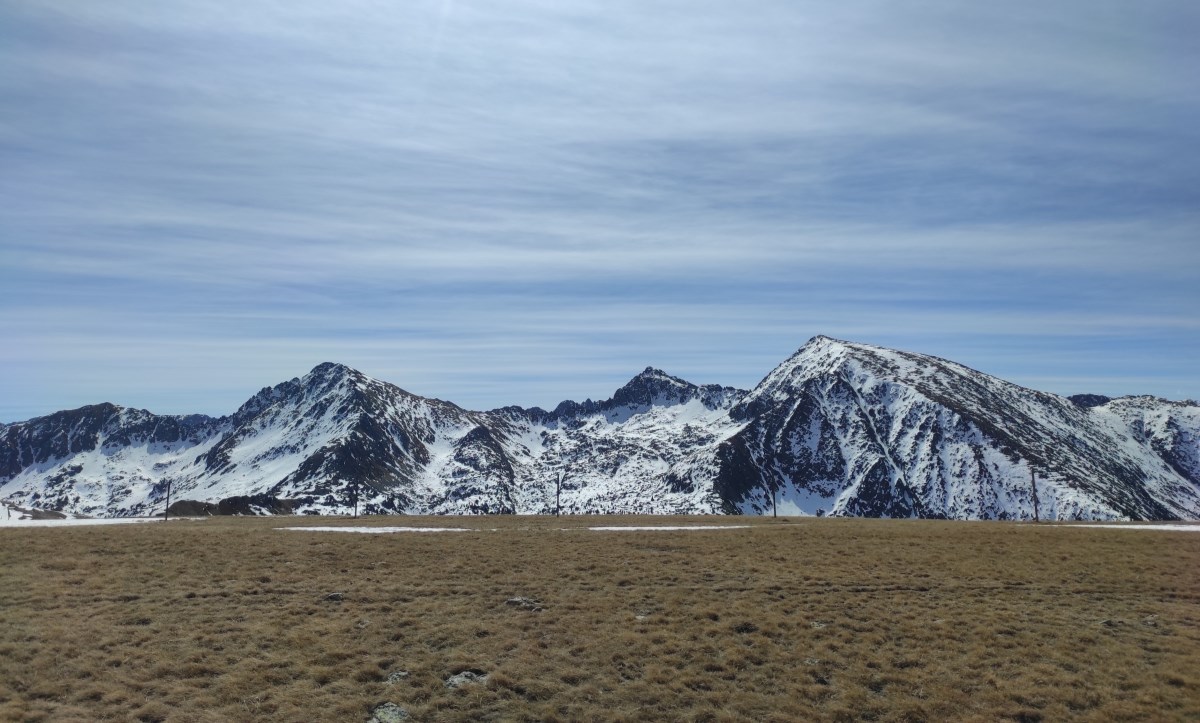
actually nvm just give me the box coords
[1070,394,1114,408]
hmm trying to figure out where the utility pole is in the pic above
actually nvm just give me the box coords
[1030,467,1040,523]
[555,472,562,517]
[352,479,359,519]
[163,478,171,522]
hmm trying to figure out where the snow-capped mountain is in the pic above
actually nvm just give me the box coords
[711,337,1200,520]
[2,337,1198,520]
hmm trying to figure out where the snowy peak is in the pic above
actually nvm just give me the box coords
[715,337,1200,520]
[308,360,356,379]
[541,368,744,421]
[300,361,379,398]
[201,362,468,493]
[731,335,857,419]
[738,335,1034,418]
[610,367,701,409]
[231,362,376,425]
[778,335,853,371]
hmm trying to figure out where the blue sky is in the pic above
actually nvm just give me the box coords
[2,0,1198,421]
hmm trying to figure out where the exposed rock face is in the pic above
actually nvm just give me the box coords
[1069,394,1113,409]
[2,337,1198,520]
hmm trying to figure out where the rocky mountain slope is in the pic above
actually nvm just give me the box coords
[711,338,1200,520]
[2,337,1198,520]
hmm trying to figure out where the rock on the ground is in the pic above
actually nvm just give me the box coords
[385,670,410,685]
[444,670,489,688]
[504,596,544,611]
[367,702,408,722]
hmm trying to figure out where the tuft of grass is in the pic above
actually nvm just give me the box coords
[0,516,1198,720]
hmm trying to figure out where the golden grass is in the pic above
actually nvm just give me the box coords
[1,516,1198,722]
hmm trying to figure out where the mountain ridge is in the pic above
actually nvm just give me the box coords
[3,338,1198,520]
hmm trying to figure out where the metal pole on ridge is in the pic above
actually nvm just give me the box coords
[1031,467,1040,523]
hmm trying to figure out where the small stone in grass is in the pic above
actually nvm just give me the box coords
[322,592,345,602]
[504,596,544,612]
[367,701,408,722]
[445,670,489,688]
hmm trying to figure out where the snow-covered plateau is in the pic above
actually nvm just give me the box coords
[2,336,1198,521]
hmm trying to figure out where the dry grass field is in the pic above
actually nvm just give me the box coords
[1,516,1198,722]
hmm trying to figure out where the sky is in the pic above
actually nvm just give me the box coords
[1,0,1198,422]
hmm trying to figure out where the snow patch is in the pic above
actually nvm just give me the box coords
[584,525,751,531]
[0,515,194,528]
[281,526,474,533]
[1060,524,1200,532]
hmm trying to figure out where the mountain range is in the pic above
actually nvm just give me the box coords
[2,336,1198,520]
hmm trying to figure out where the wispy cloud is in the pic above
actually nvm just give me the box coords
[1,0,1197,420]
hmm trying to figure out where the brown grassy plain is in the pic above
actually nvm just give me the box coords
[1,516,1198,722]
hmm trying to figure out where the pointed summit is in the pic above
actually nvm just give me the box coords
[609,367,697,408]
[228,363,363,423]
[310,361,348,374]
[296,362,369,397]
[306,361,359,381]
[768,335,858,374]
[794,334,853,356]
[753,336,854,388]
[633,366,676,382]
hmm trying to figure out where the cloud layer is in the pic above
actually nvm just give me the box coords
[2,0,1198,420]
